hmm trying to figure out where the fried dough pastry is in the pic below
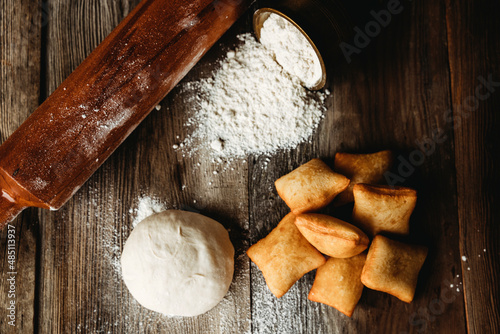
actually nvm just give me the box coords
[295,213,369,258]
[309,252,367,317]
[352,184,417,237]
[275,159,350,214]
[361,235,428,303]
[334,150,393,206]
[247,213,326,298]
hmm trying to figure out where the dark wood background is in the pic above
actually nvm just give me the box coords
[1,0,498,333]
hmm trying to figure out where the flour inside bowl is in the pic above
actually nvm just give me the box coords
[259,13,323,88]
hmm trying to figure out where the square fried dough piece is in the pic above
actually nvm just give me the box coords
[295,213,369,258]
[309,252,367,317]
[352,184,417,237]
[246,213,326,298]
[275,159,350,215]
[334,150,393,206]
[361,235,428,303]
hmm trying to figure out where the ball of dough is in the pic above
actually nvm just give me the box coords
[121,210,234,316]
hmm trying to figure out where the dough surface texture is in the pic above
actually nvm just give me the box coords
[121,210,234,316]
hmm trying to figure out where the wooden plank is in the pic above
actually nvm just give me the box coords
[37,1,251,333]
[445,0,500,333]
[249,0,467,333]
[0,1,42,333]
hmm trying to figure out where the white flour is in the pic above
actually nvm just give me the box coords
[180,33,328,159]
[260,13,323,88]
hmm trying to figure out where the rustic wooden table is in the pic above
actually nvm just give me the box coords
[1,0,499,333]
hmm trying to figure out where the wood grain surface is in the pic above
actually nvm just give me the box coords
[0,0,498,333]
[0,1,43,333]
[445,0,500,333]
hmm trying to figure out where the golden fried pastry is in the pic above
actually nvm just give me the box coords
[295,213,369,258]
[334,150,393,206]
[352,184,417,237]
[246,213,326,298]
[361,235,428,303]
[275,159,350,215]
[308,252,367,317]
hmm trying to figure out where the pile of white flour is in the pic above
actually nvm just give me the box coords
[260,13,323,88]
[180,33,328,159]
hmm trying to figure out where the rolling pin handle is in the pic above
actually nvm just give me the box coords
[0,190,26,229]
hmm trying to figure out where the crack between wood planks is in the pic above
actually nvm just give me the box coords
[34,1,50,332]
[39,0,49,106]
[247,153,254,334]
[33,209,42,334]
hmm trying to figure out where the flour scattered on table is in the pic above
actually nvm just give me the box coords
[129,196,168,227]
[179,33,328,159]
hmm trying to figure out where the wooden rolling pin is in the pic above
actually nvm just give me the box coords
[0,0,253,228]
